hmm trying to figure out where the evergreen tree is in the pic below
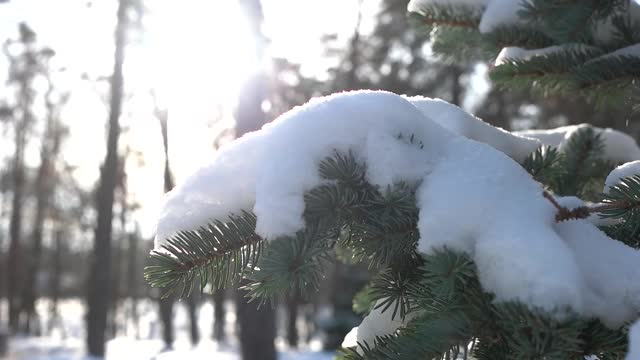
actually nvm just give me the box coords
[146,2,640,359]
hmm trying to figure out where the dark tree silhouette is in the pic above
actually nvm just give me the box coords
[21,69,65,335]
[154,92,176,350]
[3,23,39,334]
[86,0,128,355]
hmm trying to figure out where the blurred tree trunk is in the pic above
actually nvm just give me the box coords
[5,25,38,334]
[235,286,276,360]
[86,0,127,355]
[21,74,62,335]
[155,89,176,350]
[212,290,225,342]
[187,294,200,346]
[48,225,63,336]
[235,1,276,360]
[7,127,25,334]
[0,193,5,329]
[450,66,464,107]
[286,290,299,348]
[108,159,127,339]
[127,231,140,339]
[335,0,363,91]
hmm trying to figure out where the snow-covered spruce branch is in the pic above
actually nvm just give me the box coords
[408,0,640,103]
[148,91,640,359]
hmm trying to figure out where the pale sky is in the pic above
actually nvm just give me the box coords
[0,0,371,239]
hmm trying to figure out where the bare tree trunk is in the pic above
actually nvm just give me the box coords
[234,2,277,359]
[127,231,139,339]
[21,75,62,335]
[0,204,3,330]
[212,290,225,342]
[109,168,127,339]
[187,294,200,346]
[48,225,63,337]
[3,23,40,335]
[450,66,464,107]
[236,287,276,360]
[21,149,46,336]
[336,0,363,91]
[7,104,27,334]
[155,85,176,351]
[0,193,7,354]
[286,291,299,349]
[86,0,127,355]
[158,297,173,349]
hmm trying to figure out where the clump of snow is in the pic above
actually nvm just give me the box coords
[627,319,640,360]
[516,124,640,164]
[494,45,597,66]
[416,137,585,314]
[354,302,405,348]
[408,96,539,162]
[342,300,418,353]
[407,0,488,14]
[556,220,640,327]
[156,91,455,245]
[588,43,640,64]
[156,90,640,355]
[516,126,570,147]
[478,0,530,33]
[605,161,640,191]
[341,327,359,349]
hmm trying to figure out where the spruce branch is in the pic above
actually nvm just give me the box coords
[144,210,263,297]
[518,0,626,43]
[523,146,565,187]
[543,188,640,223]
[242,221,335,306]
[408,5,481,30]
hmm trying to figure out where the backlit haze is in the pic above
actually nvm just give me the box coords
[0,0,377,238]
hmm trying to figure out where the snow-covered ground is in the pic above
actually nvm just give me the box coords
[3,299,335,360]
[7,337,334,360]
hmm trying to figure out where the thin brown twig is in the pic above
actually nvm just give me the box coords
[542,190,635,222]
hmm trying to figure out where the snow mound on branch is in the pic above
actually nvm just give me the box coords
[557,220,640,327]
[517,124,640,164]
[156,90,640,343]
[606,161,640,191]
[416,138,584,312]
[342,300,419,354]
[478,0,529,33]
[156,90,454,244]
[407,0,489,14]
[408,96,539,162]
[494,45,597,66]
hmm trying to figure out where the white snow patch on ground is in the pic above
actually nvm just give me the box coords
[7,337,334,360]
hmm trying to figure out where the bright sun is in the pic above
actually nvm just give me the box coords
[145,1,258,113]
